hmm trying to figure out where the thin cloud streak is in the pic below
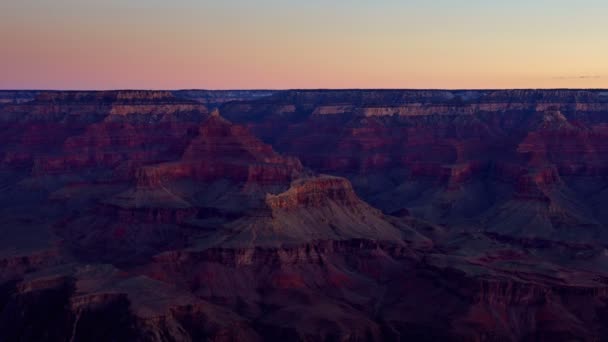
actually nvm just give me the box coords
[553,75,603,80]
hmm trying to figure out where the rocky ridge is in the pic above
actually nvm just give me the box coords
[1,90,608,340]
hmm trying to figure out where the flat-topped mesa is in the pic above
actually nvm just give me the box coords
[224,89,608,120]
[218,89,608,233]
[481,89,608,102]
[246,89,608,105]
[104,90,208,118]
[215,174,426,248]
[264,89,457,105]
[172,89,276,107]
[265,176,361,210]
[1,90,208,124]
[0,90,39,104]
[34,90,182,104]
[191,173,422,249]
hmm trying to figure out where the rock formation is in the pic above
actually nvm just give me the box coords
[222,89,608,243]
[1,90,608,340]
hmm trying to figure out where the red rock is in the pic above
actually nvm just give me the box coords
[223,89,608,240]
[3,90,608,340]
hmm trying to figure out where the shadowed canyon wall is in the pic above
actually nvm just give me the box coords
[2,90,608,340]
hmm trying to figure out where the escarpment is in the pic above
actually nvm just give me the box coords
[0,90,208,174]
[2,89,608,341]
[222,89,608,243]
[265,176,360,209]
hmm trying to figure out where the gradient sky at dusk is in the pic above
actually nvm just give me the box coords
[1,0,607,89]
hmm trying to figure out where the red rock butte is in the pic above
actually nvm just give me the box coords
[2,89,608,340]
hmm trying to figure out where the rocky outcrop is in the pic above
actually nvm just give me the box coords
[0,90,208,175]
[0,266,261,341]
[222,89,608,243]
[265,176,360,209]
[3,89,608,340]
[209,175,427,247]
[0,90,39,104]
[173,90,276,108]
[131,113,303,191]
[145,238,608,341]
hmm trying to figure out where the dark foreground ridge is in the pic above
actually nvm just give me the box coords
[2,89,608,340]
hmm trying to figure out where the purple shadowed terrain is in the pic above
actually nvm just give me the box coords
[2,89,608,340]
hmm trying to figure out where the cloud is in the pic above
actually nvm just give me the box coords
[553,75,602,80]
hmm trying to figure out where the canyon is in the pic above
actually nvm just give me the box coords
[2,89,608,341]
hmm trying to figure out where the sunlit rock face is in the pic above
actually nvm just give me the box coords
[223,89,608,241]
[2,90,608,340]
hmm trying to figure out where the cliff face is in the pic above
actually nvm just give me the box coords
[0,90,39,104]
[133,113,303,189]
[3,90,608,341]
[173,89,276,108]
[222,89,608,243]
[0,90,208,175]
[266,176,361,209]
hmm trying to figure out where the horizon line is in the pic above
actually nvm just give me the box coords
[2,87,608,92]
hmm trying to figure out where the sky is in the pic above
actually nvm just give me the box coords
[1,0,607,90]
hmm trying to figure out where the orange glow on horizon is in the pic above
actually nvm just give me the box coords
[1,1,607,90]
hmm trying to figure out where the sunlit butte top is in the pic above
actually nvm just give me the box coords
[1,0,608,89]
